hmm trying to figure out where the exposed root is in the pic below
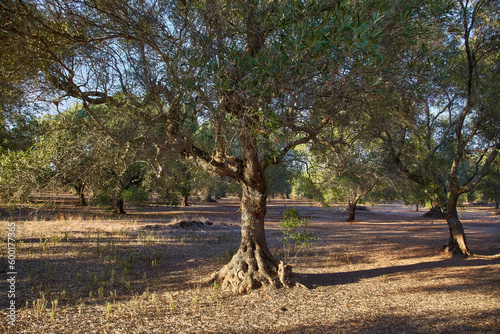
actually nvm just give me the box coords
[441,242,472,258]
[209,244,296,293]
[423,206,446,218]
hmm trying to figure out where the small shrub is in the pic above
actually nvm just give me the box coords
[279,207,317,265]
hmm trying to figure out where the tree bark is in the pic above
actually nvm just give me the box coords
[441,196,471,257]
[181,186,190,207]
[181,194,189,207]
[210,183,294,293]
[346,201,357,222]
[74,184,87,206]
[204,187,216,202]
[114,198,126,215]
[78,190,87,206]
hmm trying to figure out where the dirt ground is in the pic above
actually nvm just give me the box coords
[1,198,499,333]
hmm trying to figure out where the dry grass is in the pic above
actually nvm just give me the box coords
[1,199,499,333]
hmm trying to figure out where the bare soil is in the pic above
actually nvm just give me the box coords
[1,198,499,333]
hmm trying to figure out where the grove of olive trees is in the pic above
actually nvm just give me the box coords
[1,0,498,294]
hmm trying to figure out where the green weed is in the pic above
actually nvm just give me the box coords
[279,207,318,265]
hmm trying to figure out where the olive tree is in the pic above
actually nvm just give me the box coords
[1,0,424,291]
[372,0,499,256]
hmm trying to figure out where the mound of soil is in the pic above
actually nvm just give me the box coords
[423,206,446,218]
[178,220,213,229]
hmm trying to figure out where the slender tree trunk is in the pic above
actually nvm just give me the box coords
[181,194,189,207]
[442,195,471,256]
[204,187,216,202]
[466,192,474,205]
[495,199,499,215]
[347,201,357,222]
[346,188,372,222]
[181,186,190,207]
[79,190,87,206]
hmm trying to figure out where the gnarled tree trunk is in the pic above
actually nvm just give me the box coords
[210,183,294,293]
[205,2,300,292]
[208,123,295,292]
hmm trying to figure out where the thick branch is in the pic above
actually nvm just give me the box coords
[184,143,243,181]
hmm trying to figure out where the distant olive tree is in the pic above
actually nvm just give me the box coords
[372,0,500,256]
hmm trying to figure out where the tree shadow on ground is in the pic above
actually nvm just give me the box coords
[12,230,240,309]
[297,255,500,289]
[268,310,500,333]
